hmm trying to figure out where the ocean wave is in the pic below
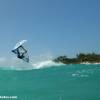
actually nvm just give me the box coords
[0,60,64,70]
[31,60,64,69]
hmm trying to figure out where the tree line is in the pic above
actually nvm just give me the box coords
[54,53,100,64]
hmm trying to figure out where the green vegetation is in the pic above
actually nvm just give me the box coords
[54,53,100,64]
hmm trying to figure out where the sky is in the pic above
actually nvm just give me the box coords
[0,0,100,58]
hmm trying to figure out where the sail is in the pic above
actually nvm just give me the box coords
[12,40,29,63]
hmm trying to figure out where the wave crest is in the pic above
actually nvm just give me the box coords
[0,59,64,70]
[31,60,63,69]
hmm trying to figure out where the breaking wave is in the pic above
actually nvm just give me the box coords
[31,60,63,69]
[0,58,64,70]
[0,53,65,70]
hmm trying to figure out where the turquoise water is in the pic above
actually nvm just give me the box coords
[0,64,100,100]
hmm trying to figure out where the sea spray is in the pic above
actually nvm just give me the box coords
[31,60,64,69]
[0,57,64,70]
[0,53,64,70]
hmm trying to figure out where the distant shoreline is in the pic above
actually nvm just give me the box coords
[53,53,100,64]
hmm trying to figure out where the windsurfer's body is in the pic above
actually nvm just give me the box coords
[12,46,27,59]
[12,40,29,63]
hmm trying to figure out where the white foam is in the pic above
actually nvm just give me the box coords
[31,60,64,69]
[0,56,64,70]
[81,62,100,65]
